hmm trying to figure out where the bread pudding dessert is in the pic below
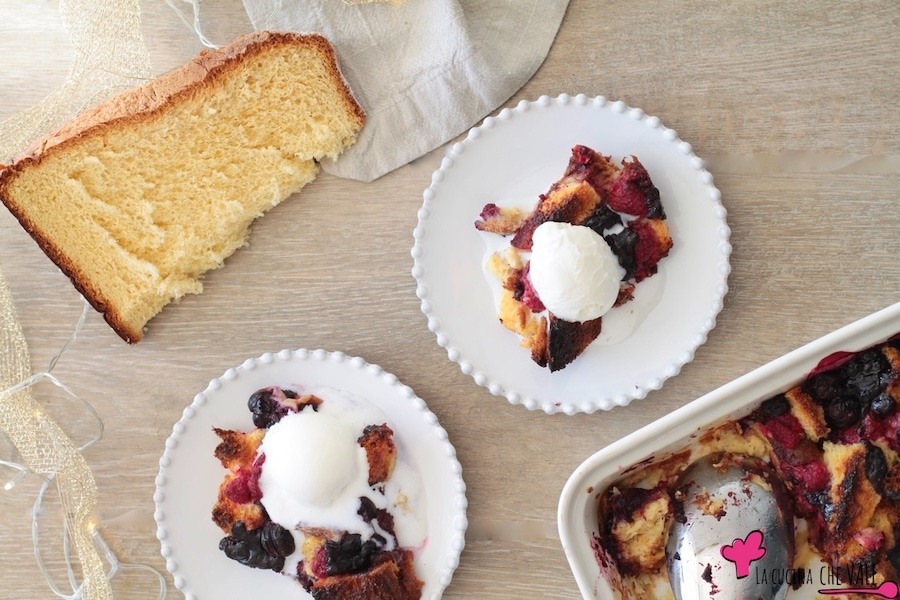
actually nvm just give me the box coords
[212,385,424,599]
[596,336,900,598]
[474,145,673,371]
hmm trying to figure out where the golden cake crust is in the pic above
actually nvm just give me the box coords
[8,32,363,165]
[0,31,365,343]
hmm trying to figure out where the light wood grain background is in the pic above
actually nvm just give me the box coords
[0,1,897,598]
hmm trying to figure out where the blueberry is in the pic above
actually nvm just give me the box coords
[825,395,861,429]
[805,489,828,511]
[324,533,379,576]
[357,496,397,545]
[887,482,900,502]
[871,393,896,418]
[259,521,295,558]
[760,395,790,419]
[843,351,888,403]
[248,389,278,428]
[581,205,622,235]
[248,387,292,428]
[890,544,900,573]
[604,229,638,280]
[219,521,286,571]
[806,373,842,404]
[357,496,379,523]
[865,443,888,494]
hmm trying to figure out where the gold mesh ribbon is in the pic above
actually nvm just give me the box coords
[0,264,110,599]
[0,0,150,163]
[0,1,163,597]
[0,2,151,593]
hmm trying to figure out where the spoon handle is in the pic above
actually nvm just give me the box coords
[818,580,899,599]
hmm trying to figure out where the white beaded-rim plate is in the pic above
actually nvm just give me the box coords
[154,349,467,599]
[412,93,730,414]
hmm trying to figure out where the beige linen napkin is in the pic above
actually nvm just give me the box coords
[242,0,570,182]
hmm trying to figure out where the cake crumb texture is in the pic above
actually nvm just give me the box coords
[0,31,365,342]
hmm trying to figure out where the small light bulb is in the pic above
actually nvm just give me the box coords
[4,470,26,491]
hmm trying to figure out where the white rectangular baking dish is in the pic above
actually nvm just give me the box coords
[558,301,900,599]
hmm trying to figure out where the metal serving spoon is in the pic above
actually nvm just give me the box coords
[666,453,794,600]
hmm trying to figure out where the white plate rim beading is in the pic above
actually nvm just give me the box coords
[153,348,468,600]
[411,93,731,415]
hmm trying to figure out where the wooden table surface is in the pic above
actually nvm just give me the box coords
[1,1,897,598]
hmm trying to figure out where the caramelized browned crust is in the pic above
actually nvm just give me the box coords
[558,145,620,197]
[211,427,266,533]
[509,146,619,251]
[0,31,364,343]
[614,283,635,307]
[358,424,397,486]
[784,387,830,442]
[488,252,549,363]
[884,345,900,371]
[822,442,882,568]
[529,316,550,367]
[310,550,423,600]
[213,427,265,471]
[547,314,603,372]
[603,485,672,576]
[511,180,601,250]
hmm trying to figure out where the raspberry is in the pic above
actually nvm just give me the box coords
[479,203,500,220]
[518,263,545,312]
[224,454,265,504]
[759,413,805,449]
[630,218,670,282]
[607,158,664,218]
[310,546,329,579]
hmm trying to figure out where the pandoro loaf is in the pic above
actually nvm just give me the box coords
[0,31,365,343]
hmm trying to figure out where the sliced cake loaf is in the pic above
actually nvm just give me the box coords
[0,31,365,342]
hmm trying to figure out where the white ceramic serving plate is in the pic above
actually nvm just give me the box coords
[154,349,467,600]
[558,301,900,599]
[412,93,730,414]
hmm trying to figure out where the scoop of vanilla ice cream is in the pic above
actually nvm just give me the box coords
[528,221,623,322]
[258,409,370,529]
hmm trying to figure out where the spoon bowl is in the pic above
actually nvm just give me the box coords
[666,453,794,600]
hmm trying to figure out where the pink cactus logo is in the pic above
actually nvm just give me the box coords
[720,530,899,598]
[721,530,766,579]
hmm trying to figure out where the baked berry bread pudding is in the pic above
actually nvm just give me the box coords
[0,31,365,343]
[596,336,900,598]
[474,145,673,371]
[212,385,424,599]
